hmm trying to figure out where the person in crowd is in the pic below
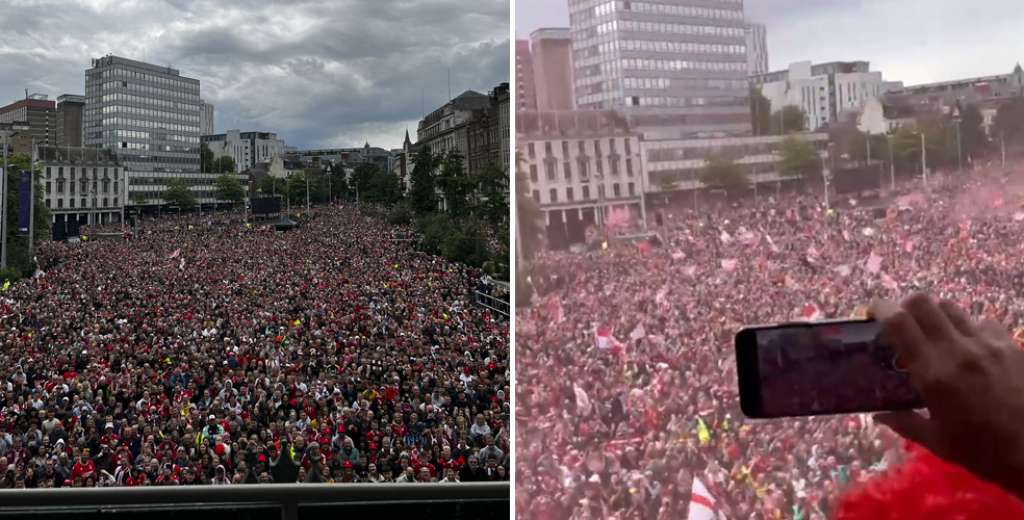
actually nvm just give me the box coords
[517,167,1024,519]
[0,204,508,487]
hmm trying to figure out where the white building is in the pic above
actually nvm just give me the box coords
[745,23,769,76]
[200,100,214,136]
[752,61,887,131]
[517,110,644,246]
[202,130,285,173]
[37,145,125,227]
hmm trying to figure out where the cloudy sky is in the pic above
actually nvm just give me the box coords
[516,0,1024,86]
[0,0,510,150]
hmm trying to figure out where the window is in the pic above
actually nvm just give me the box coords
[626,158,634,177]
[562,141,570,156]
[528,143,535,158]
[613,183,621,197]
[532,189,540,202]
[625,139,632,156]
[628,182,636,196]
[610,158,620,176]
[582,185,591,200]
[45,182,51,195]
[564,162,572,182]
[70,199,75,208]
[544,142,553,157]
[549,188,558,203]
[45,199,50,209]
[58,199,63,209]
[46,167,51,179]
[529,165,538,183]
[545,161,556,182]
[567,187,575,202]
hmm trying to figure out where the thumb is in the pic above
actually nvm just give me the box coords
[874,411,940,451]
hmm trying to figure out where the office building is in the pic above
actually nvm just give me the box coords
[202,130,286,173]
[200,100,215,136]
[568,0,751,139]
[745,23,769,75]
[517,110,644,248]
[0,94,56,146]
[84,55,202,204]
[530,28,575,110]
[752,61,885,131]
[289,144,393,172]
[36,145,124,227]
[515,40,538,112]
[417,90,492,166]
[55,94,85,148]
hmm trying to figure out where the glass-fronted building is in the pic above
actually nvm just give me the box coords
[84,55,202,203]
[568,0,751,139]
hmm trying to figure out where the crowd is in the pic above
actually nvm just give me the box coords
[516,165,1024,519]
[0,203,509,487]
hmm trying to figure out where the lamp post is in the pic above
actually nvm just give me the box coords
[952,108,963,173]
[887,134,896,191]
[921,131,928,187]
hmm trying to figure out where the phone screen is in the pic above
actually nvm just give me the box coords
[737,320,924,418]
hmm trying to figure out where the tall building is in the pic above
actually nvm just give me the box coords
[515,40,538,112]
[200,100,215,136]
[201,130,285,173]
[752,61,885,131]
[36,145,124,228]
[56,94,85,148]
[466,83,511,180]
[530,28,575,110]
[568,0,750,139]
[84,55,202,204]
[0,94,56,146]
[417,90,492,167]
[745,23,769,75]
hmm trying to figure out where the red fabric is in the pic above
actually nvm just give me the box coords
[836,444,1024,519]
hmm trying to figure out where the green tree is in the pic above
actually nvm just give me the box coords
[778,136,821,181]
[369,170,403,205]
[958,103,986,163]
[750,87,772,136]
[476,164,508,227]
[214,173,245,206]
[163,178,196,208]
[258,175,287,198]
[286,173,307,206]
[994,96,1024,143]
[515,151,544,260]
[213,156,236,174]
[772,105,807,133]
[351,163,379,201]
[409,148,439,214]
[437,152,475,218]
[1,153,51,279]
[699,154,749,192]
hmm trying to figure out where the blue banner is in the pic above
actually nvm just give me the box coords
[17,171,31,234]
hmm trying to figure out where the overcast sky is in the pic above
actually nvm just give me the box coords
[516,0,1024,86]
[0,0,510,150]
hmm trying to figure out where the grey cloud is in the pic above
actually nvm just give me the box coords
[0,0,509,150]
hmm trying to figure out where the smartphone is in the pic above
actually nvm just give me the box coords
[736,319,924,418]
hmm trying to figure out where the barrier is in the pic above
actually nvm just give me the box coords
[474,290,510,318]
[0,482,509,520]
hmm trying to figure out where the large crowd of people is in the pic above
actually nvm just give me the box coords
[0,204,509,487]
[516,165,1024,519]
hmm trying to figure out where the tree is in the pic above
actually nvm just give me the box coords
[515,150,544,260]
[409,148,439,214]
[201,143,214,173]
[699,154,749,192]
[213,156,236,174]
[351,163,379,201]
[994,96,1024,143]
[476,164,508,227]
[163,178,196,208]
[772,105,806,133]
[1,153,51,279]
[258,175,287,198]
[778,136,821,181]
[437,152,475,218]
[368,170,402,205]
[958,103,986,162]
[750,87,772,136]
[214,173,245,206]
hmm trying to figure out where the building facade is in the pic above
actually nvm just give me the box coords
[36,145,124,226]
[0,94,56,146]
[84,55,202,204]
[289,144,393,172]
[883,63,1024,116]
[202,130,285,173]
[530,28,575,111]
[517,110,644,247]
[641,132,831,195]
[55,94,85,148]
[417,90,492,166]
[745,22,768,75]
[515,40,538,112]
[200,100,215,136]
[568,0,751,139]
[752,61,886,131]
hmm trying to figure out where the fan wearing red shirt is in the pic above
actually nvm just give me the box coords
[70,449,97,481]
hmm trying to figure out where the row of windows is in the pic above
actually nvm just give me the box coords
[622,57,746,73]
[625,1,743,20]
[96,79,198,100]
[624,95,747,107]
[646,140,827,163]
[95,67,197,93]
[616,20,745,38]
[621,77,748,91]
[93,94,199,114]
[47,180,119,196]
[45,166,120,180]
[96,104,198,123]
[528,155,637,185]
[89,117,199,134]
[526,138,634,159]
[45,197,119,210]
[620,39,745,56]
[533,182,637,204]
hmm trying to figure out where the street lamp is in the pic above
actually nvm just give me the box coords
[822,144,833,210]
[887,134,896,191]
[1,121,30,270]
[952,107,963,173]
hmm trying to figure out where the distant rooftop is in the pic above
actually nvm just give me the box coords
[517,110,633,138]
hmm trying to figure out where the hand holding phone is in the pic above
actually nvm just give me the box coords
[736,318,924,418]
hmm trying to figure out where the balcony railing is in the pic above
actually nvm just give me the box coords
[0,482,509,520]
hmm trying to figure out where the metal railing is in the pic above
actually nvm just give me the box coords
[0,482,509,520]
[474,290,510,319]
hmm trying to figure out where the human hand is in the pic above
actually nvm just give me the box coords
[870,293,1024,500]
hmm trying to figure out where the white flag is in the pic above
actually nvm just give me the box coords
[688,476,717,520]
[630,323,646,340]
[574,384,592,416]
